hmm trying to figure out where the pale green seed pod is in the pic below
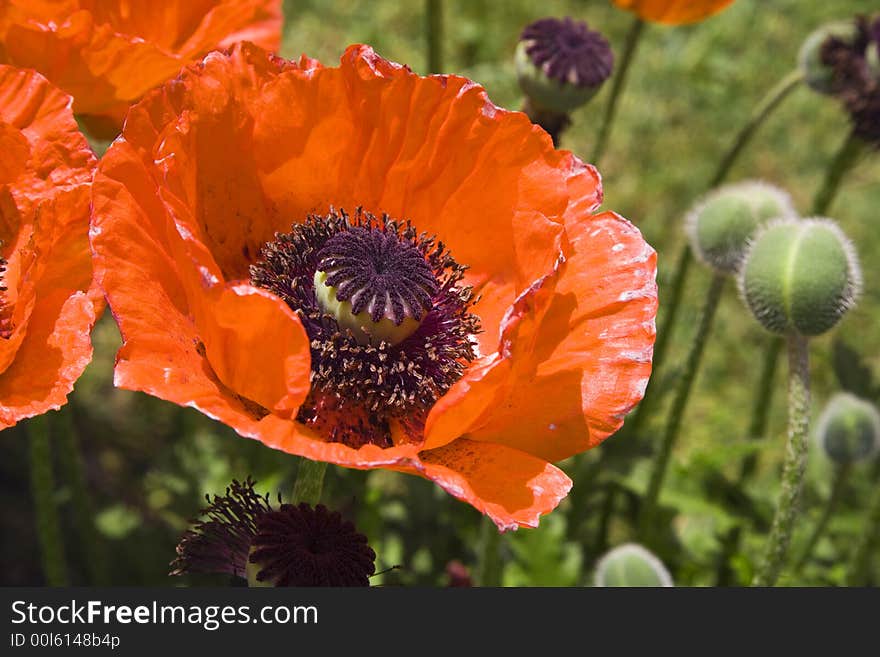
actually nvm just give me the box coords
[738,218,861,336]
[816,393,880,465]
[798,20,859,95]
[313,270,420,346]
[686,181,796,274]
[594,543,673,587]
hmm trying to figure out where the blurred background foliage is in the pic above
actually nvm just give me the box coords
[2,0,879,587]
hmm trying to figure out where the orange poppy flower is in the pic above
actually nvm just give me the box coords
[90,43,658,530]
[612,0,734,25]
[0,64,99,429]
[0,0,282,130]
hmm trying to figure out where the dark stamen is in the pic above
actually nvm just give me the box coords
[170,477,271,579]
[249,208,480,449]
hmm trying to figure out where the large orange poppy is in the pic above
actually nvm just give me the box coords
[612,0,735,25]
[0,0,281,129]
[90,43,658,530]
[0,65,99,429]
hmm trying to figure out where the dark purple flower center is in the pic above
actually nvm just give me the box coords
[249,208,480,449]
[521,16,614,88]
[317,227,437,325]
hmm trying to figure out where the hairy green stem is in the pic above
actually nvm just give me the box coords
[591,16,644,165]
[292,458,327,506]
[812,131,865,217]
[753,334,810,587]
[425,0,443,74]
[794,463,851,572]
[28,415,68,586]
[55,408,108,585]
[476,517,503,587]
[638,273,726,538]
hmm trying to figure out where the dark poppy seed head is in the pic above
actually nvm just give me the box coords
[248,503,376,587]
[808,15,880,148]
[249,208,481,449]
[313,225,438,345]
[170,478,377,587]
[169,477,271,580]
[521,17,613,89]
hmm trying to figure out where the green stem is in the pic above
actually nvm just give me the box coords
[593,483,617,555]
[812,130,865,216]
[714,525,743,586]
[476,516,503,587]
[709,69,804,188]
[846,478,880,586]
[425,0,443,74]
[55,408,108,585]
[590,16,644,165]
[738,336,784,483]
[794,463,851,572]
[753,333,811,587]
[636,70,802,414]
[291,458,327,506]
[638,273,726,538]
[28,415,68,586]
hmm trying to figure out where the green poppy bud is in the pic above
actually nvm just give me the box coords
[686,181,796,274]
[798,20,860,95]
[816,393,880,465]
[516,17,614,114]
[594,543,673,587]
[738,218,861,336]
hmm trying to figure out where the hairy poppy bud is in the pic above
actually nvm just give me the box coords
[686,181,796,274]
[738,218,861,336]
[594,543,673,587]
[515,17,614,114]
[798,20,862,95]
[817,393,880,465]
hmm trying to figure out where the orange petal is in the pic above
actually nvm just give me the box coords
[91,101,419,471]
[612,0,735,25]
[467,157,657,462]
[0,64,97,428]
[251,44,572,355]
[0,189,97,428]
[411,438,572,531]
[0,0,282,122]
[190,283,311,417]
[0,65,94,205]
